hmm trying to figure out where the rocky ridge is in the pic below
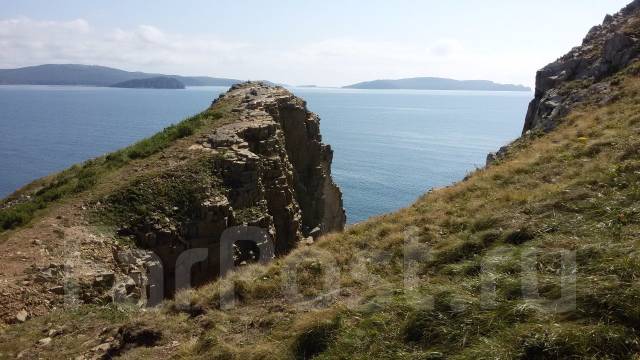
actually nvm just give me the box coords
[122,82,347,296]
[523,0,640,134]
[0,82,345,323]
[487,0,640,166]
[5,2,640,357]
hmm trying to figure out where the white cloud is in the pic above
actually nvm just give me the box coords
[0,17,542,87]
[0,17,249,77]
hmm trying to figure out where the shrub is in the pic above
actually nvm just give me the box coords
[0,208,32,230]
[124,113,207,160]
[74,167,98,192]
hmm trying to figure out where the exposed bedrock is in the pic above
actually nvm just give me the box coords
[486,1,640,167]
[119,82,346,297]
[523,0,640,134]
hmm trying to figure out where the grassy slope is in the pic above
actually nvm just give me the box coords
[2,70,640,359]
[0,96,239,237]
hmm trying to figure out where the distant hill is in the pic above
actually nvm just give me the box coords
[0,64,241,87]
[344,77,531,91]
[110,76,186,89]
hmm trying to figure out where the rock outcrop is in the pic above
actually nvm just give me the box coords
[0,82,345,322]
[488,0,640,166]
[111,82,346,297]
[523,0,640,133]
[209,82,346,243]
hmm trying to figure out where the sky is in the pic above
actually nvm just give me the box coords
[0,0,632,87]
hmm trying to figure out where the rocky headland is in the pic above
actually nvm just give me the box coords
[0,82,345,324]
[4,1,640,358]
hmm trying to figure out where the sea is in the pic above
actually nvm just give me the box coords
[0,85,531,223]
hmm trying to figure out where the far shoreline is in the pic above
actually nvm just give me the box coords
[0,83,535,93]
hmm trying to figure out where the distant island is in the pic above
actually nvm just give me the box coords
[344,77,531,91]
[0,64,241,87]
[110,76,185,89]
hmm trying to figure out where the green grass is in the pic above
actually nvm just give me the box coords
[293,315,341,359]
[109,111,222,162]
[0,162,101,230]
[151,73,640,358]
[0,110,225,233]
[4,74,640,358]
[96,155,224,239]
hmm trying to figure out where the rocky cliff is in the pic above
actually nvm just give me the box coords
[523,0,640,133]
[109,82,346,296]
[0,82,345,323]
[487,0,640,166]
[7,3,640,358]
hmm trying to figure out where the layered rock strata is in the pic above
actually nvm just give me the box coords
[124,82,346,296]
[0,82,346,323]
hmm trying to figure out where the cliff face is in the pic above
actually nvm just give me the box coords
[107,82,346,297]
[7,3,640,358]
[133,83,344,295]
[523,0,640,133]
[0,82,345,322]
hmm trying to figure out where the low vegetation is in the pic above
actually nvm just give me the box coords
[0,109,227,233]
[96,155,224,237]
[2,69,640,359]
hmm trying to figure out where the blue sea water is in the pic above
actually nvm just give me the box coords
[0,85,531,223]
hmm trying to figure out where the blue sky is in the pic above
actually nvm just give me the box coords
[0,0,631,86]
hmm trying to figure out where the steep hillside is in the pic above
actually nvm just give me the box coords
[3,2,640,359]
